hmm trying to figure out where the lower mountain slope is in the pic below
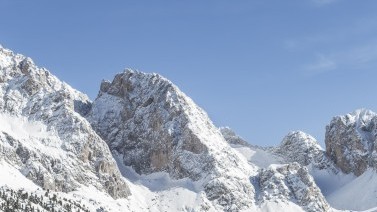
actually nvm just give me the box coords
[228,111,377,212]
[222,128,332,211]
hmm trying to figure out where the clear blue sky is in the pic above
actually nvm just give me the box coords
[1,0,377,147]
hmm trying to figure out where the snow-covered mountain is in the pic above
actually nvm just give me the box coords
[0,46,129,199]
[86,70,256,211]
[1,45,377,211]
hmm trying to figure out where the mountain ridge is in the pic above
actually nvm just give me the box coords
[1,44,377,211]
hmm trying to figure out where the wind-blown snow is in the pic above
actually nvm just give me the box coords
[327,169,377,211]
[0,113,55,139]
[0,160,39,190]
[231,144,282,168]
[310,167,355,196]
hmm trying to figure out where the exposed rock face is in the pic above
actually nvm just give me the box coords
[87,70,256,210]
[325,109,377,176]
[273,131,335,170]
[0,46,130,198]
[220,127,249,146]
[258,163,331,212]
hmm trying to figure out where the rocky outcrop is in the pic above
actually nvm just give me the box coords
[220,127,249,146]
[273,131,335,171]
[325,109,377,176]
[258,163,331,212]
[0,46,130,198]
[87,70,256,210]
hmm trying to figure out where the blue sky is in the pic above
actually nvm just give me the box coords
[1,0,377,146]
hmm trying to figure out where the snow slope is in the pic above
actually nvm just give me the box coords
[327,169,377,211]
[0,160,39,191]
[231,144,282,168]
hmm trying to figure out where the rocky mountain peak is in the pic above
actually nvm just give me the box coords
[273,131,323,166]
[0,46,91,114]
[98,69,174,98]
[87,70,256,210]
[281,131,321,149]
[1,46,43,80]
[89,69,219,177]
[326,109,377,176]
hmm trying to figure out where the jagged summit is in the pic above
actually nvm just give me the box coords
[334,109,376,128]
[281,131,322,151]
[98,69,176,98]
[349,108,375,118]
[273,131,323,165]
[98,69,179,97]
[94,69,191,123]
[0,45,91,114]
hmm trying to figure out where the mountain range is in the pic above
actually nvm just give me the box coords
[1,45,377,212]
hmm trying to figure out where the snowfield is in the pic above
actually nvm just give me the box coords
[327,169,377,211]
